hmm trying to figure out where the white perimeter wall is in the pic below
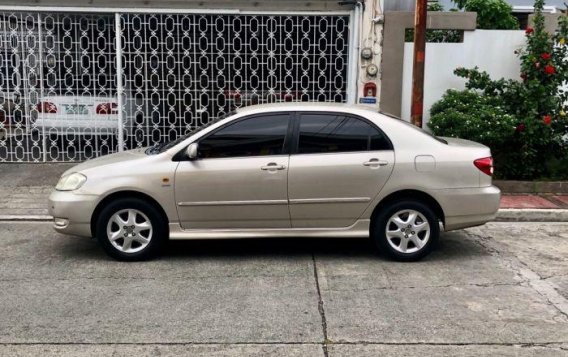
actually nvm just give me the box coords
[401,30,526,128]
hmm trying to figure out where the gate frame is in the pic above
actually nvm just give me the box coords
[0,6,351,16]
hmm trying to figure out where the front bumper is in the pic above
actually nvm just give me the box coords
[48,190,99,237]
[432,185,501,231]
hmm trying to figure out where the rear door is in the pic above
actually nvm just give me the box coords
[288,112,395,228]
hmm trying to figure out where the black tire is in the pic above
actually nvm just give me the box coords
[95,197,167,261]
[372,200,439,262]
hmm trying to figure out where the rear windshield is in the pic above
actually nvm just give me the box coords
[381,113,447,144]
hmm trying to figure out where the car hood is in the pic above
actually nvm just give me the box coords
[62,148,149,176]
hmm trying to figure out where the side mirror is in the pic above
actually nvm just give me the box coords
[186,143,198,160]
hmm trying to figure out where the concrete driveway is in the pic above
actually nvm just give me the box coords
[0,221,567,356]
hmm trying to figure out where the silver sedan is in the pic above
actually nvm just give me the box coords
[49,103,500,261]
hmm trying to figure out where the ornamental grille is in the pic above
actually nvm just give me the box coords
[0,12,350,162]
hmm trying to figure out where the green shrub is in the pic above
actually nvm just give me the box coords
[428,90,518,178]
[429,0,568,180]
[452,0,519,30]
[429,90,517,146]
[405,1,462,43]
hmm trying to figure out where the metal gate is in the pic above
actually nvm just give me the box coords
[0,10,350,162]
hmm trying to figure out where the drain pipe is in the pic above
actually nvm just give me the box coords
[344,0,363,105]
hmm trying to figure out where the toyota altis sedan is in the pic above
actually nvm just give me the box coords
[49,103,500,261]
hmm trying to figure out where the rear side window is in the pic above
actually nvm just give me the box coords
[198,114,289,158]
[297,113,391,154]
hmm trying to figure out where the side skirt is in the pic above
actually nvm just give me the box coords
[168,219,370,240]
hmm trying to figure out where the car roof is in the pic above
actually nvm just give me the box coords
[235,102,386,115]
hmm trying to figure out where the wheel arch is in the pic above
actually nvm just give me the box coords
[90,190,170,238]
[371,189,445,228]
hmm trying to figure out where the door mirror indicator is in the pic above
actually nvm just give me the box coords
[186,143,199,160]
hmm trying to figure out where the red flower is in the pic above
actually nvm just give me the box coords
[543,115,552,125]
[541,53,551,60]
[544,64,556,74]
[516,123,526,132]
[525,27,534,34]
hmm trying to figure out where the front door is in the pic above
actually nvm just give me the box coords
[174,113,292,229]
[288,112,395,228]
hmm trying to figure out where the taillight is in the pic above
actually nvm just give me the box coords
[37,102,57,113]
[96,102,118,115]
[474,157,493,176]
[224,90,241,101]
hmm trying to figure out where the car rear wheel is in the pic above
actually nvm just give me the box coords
[372,200,439,262]
[96,198,166,261]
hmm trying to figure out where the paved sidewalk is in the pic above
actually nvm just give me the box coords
[1,164,567,221]
[501,194,568,209]
[0,164,72,217]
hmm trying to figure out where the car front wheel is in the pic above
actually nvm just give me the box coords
[96,198,166,261]
[372,200,439,262]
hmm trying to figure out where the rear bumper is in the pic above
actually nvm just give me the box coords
[34,117,119,133]
[431,185,501,231]
[48,190,99,237]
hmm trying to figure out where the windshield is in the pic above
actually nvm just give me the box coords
[147,110,236,154]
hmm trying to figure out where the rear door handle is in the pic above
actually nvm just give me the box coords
[363,158,388,167]
[261,162,286,171]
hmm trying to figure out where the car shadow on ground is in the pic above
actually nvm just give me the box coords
[59,231,486,263]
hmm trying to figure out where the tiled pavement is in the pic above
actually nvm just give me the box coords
[500,194,568,209]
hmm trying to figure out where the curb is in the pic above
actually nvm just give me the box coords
[0,215,52,221]
[495,209,568,222]
[1,211,568,223]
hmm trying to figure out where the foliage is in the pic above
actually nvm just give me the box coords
[451,0,469,8]
[452,0,519,29]
[428,1,445,12]
[429,0,568,179]
[429,90,517,147]
[405,1,462,43]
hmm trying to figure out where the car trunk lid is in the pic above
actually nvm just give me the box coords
[440,137,489,149]
[439,137,494,186]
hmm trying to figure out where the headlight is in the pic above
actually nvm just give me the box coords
[55,173,87,191]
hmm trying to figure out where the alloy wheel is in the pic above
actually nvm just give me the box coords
[385,209,431,254]
[106,209,153,253]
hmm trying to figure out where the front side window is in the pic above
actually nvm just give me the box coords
[297,113,391,154]
[198,114,289,159]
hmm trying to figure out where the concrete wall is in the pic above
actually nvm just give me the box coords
[381,11,562,124]
[356,0,384,107]
[379,11,477,117]
[400,30,526,127]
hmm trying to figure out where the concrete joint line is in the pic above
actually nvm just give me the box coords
[468,232,568,320]
[311,253,329,357]
[0,341,565,347]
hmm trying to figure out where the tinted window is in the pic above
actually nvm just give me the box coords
[198,114,289,158]
[298,114,391,154]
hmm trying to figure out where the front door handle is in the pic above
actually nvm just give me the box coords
[363,158,388,167]
[261,162,286,171]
